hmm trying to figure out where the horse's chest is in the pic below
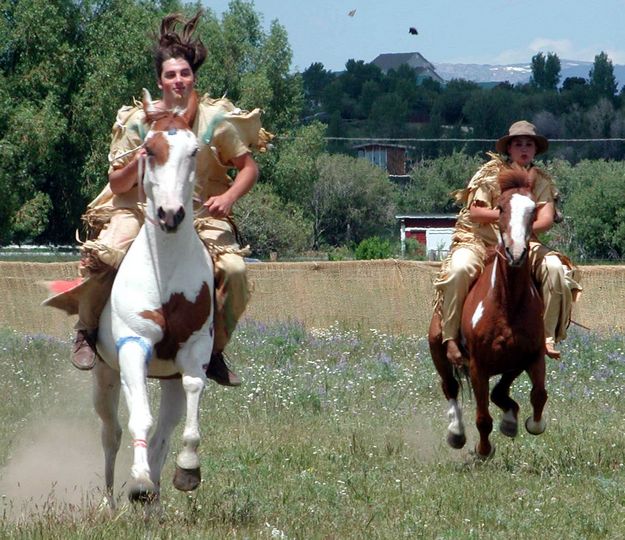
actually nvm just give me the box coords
[139,281,212,359]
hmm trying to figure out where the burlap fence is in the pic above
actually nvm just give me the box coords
[0,260,623,339]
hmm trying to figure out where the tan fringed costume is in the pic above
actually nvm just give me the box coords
[434,153,581,348]
[49,94,272,353]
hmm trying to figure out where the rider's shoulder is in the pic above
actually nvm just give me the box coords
[112,99,146,135]
[468,153,504,188]
[199,93,237,112]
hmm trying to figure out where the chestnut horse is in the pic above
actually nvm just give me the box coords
[93,88,215,504]
[429,168,547,459]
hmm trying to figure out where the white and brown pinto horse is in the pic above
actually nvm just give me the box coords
[429,168,547,459]
[94,88,214,504]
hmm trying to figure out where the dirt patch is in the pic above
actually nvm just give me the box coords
[0,415,131,522]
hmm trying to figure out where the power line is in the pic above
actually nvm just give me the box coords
[276,136,625,143]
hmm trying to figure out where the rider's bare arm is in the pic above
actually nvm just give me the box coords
[469,201,499,224]
[109,149,147,194]
[203,152,259,218]
[532,201,555,234]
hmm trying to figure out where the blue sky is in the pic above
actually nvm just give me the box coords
[203,0,625,71]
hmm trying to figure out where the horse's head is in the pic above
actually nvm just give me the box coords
[496,167,536,267]
[141,88,199,233]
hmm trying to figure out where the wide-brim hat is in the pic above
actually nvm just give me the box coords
[495,120,549,155]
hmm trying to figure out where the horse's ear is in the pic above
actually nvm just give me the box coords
[527,167,538,190]
[181,90,198,128]
[142,88,157,120]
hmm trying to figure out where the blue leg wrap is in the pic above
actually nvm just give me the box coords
[116,336,153,365]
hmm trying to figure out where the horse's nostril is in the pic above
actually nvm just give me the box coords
[174,207,185,226]
[157,207,166,221]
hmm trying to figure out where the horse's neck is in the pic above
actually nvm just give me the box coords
[492,251,533,308]
[142,203,197,276]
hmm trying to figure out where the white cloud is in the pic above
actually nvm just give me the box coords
[528,38,575,58]
[491,38,625,65]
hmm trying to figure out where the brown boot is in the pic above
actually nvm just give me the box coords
[206,352,241,387]
[72,330,97,370]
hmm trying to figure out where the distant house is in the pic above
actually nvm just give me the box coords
[396,214,457,260]
[354,143,410,177]
[371,52,445,85]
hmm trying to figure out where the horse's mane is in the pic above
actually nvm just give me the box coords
[498,167,535,192]
[143,90,198,129]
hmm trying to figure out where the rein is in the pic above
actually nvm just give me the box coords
[136,154,160,228]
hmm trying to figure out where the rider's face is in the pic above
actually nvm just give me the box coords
[158,57,195,106]
[507,136,537,167]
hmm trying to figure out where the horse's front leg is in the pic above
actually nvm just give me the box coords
[148,379,185,491]
[470,363,495,459]
[118,338,156,502]
[92,359,122,510]
[491,369,523,438]
[173,342,208,492]
[525,356,547,435]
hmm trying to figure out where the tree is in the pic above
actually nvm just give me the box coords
[589,51,617,100]
[302,62,335,109]
[271,122,326,209]
[0,0,304,244]
[341,59,382,99]
[530,52,546,88]
[0,0,85,242]
[396,151,483,214]
[431,78,480,125]
[531,52,561,90]
[369,93,408,137]
[563,159,625,259]
[200,1,303,132]
[313,154,396,246]
[462,87,521,139]
[234,182,312,258]
[544,53,561,90]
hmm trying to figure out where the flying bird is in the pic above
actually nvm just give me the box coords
[409,27,418,35]
[348,9,356,17]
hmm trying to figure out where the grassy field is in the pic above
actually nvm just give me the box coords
[0,322,624,539]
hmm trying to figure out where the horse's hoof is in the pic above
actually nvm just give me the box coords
[128,479,157,504]
[474,442,495,460]
[499,418,518,438]
[525,416,546,435]
[446,431,467,449]
[173,465,201,492]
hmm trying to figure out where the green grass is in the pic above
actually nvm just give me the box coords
[0,323,624,538]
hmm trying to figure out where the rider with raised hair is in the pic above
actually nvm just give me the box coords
[433,120,581,364]
[47,11,271,385]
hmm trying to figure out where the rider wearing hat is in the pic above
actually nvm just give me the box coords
[434,120,581,364]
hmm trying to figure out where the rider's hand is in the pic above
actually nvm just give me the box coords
[203,193,234,218]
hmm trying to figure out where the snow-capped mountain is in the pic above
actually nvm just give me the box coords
[434,60,625,89]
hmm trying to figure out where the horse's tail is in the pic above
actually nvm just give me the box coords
[453,364,472,401]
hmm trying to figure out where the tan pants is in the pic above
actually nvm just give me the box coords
[76,210,142,331]
[435,241,580,344]
[77,212,249,354]
[196,218,250,353]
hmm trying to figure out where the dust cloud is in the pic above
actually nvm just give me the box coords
[0,401,131,521]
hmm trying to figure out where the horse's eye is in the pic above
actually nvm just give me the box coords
[145,147,154,157]
[191,147,199,157]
